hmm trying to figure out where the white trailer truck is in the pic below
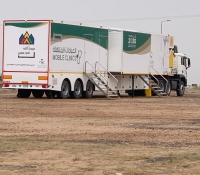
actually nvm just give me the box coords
[2,20,191,98]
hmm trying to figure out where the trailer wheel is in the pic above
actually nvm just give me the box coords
[45,90,56,98]
[71,80,82,99]
[32,90,44,98]
[176,81,185,96]
[57,80,70,99]
[166,81,171,96]
[17,89,31,98]
[159,80,165,92]
[83,80,93,98]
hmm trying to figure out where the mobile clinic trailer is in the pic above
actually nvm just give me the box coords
[2,20,191,99]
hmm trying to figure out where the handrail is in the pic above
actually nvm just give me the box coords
[85,61,95,74]
[85,61,109,91]
[150,66,168,83]
[150,74,159,85]
[150,66,169,94]
[95,61,118,89]
[85,61,119,96]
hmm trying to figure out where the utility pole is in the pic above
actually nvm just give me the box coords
[161,20,171,34]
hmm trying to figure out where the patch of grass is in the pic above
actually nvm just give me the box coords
[124,171,147,175]
[72,156,81,162]
[0,136,59,157]
[116,168,148,175]
[147,152,200,170]
[0,164,37,171]
[80,167,94,171]
[186,87,200,93]
[1,136,200,175]
[182,164,191,168]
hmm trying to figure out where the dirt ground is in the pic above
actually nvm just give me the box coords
[0,87,200,175]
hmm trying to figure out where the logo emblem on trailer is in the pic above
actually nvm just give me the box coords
[39,59,45,65]
[19,31,34,44]
[76,50,82,64]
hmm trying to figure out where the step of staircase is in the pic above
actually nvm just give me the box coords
[158,92,167,95]
[140,75,168,97]
[85,71,119,99]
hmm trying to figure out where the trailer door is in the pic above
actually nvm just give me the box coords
[84,34,94,72]
[98,35,108,71]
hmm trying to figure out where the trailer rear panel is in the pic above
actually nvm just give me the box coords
[2,21,50,87]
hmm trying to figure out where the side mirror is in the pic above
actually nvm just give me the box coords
[187,58,191,68]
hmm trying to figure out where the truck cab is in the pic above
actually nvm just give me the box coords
[169,47,191,96]
[171,53,191,78]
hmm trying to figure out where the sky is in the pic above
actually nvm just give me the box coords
[0,0,200,85]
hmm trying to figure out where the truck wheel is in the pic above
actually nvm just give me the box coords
[71,80,82,99]
[17,89,31,98]
[32,90,44,98]
[176,81,185,96]
[57,80,70,99]
[83,80,93,98]
[45,90,56,98]
[166,81,171,96]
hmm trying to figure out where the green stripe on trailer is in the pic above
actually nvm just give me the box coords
[5,22,45,28]
[51,23,108,49]
[123,31,151,54]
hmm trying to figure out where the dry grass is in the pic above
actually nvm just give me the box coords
[185,87,200,93]
[0,135,200,175]
[0,89,200,174]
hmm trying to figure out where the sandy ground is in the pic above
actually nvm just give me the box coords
[0,88,200,175]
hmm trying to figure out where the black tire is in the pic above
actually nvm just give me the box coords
[71,80,82,99]
[159,80,165,92]
[45,90,56,98]
[32,90,44,98]
[82,80,93,98]
[128,92,133,96]
[57,80,70,99]
[17,89,31,98]
[176,81,185,96]
[166,81,171,96]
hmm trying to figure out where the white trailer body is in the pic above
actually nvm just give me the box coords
[108,30,170,74]
[50,23,108,92]
[2,20,191,98]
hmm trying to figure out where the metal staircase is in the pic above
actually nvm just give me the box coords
[138,66,169,97]
[84,61,119,99]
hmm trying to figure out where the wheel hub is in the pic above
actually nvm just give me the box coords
[62,84,69,95]
[87,84,92,95]
[75,85,81,95]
